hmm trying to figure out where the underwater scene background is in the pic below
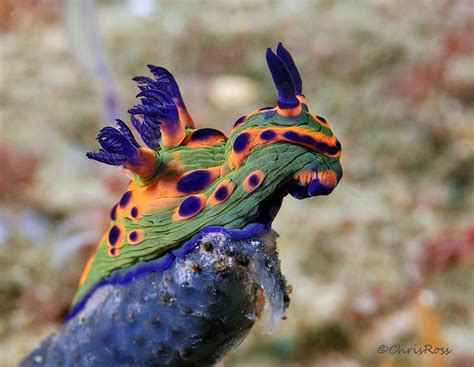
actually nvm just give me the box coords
[0,0,473,366]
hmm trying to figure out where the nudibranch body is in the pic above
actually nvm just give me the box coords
[73,43,342,317]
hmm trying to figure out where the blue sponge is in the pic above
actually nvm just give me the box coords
[22,228,289,366]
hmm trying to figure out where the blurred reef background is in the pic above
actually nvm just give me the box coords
[0,0,473,366]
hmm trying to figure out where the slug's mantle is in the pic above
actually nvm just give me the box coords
[74,42,343,318]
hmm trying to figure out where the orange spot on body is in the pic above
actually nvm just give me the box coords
[117,164,220,218]
[108,247,121,257]
[181,129,227,148]
[243,170,265,193]
[128,229,145,245]
[113,153,221,223]
[229,132,257,169]
[311,113,330,127]
[172,194,207,221]
[155,166,220,198]
[129,206,140,219]
[276,104,302,117]
[106,222,126,250]
[207,180,235,206]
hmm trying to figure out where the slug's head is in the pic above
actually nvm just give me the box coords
[228,42,342,199]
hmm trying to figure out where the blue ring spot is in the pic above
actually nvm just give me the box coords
[302,135,316,145]
[249,175,260,187]
[178,196,203,217]
[110,204,118,221]
[317,115,327,123]
[108,225,121,246]
[119,191,132,208]
[233,133,250,153]
[214,186,229,201]
[315,141,340,155]
[283,131,303,143]
[177,170,212,194]
[260,130,276,140]
[191,128,225,141]
[233,116,246,128]
[129,231,138,242]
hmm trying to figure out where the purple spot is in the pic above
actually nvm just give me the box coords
[119,191,132,208]
[130,207,139,218]
[233,116,246,128]
[302,135,316,145]
[283,131,304,143]
[129,231,138,242]
[110,204,118,220]
[249,175,260,187]
[315,140,340,155]
[110,248,118,256]
[214,186,229,201]
[317,115,327,122]
[260,130,276,140]
[233,133,250,153]
[191,128,225,141]
[309,178,333,196]
[284,131,316,146]
[178,196,203,217]
[108,225,121,246]
[283,130,340,155]
[177,170,213,194]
